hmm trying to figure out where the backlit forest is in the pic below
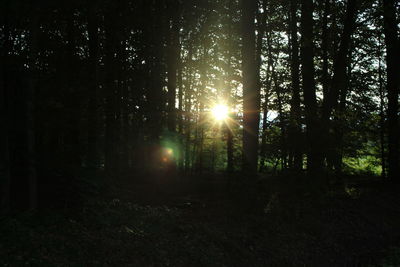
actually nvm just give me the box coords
[1,0,399,265]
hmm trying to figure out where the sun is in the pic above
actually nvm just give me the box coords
[211,104,229,121]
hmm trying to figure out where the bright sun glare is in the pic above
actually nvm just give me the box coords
[211,104,229,121]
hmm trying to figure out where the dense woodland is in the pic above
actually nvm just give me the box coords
[1,0,400,265]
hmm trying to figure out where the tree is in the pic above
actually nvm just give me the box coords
[167,0,181,133]
[241,0,260,174]
[0,3,11,213]
[300,0,322,176]
[86,2,100,170]
[321,0,358,173]
[288,0,303,171]
[27,7,39,211]
[382,0,399,182]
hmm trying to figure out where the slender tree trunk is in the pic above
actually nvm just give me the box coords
[300,0,322,176]
[321,0,331,100]
[321,0,357,180]
[259,91,269,172]
[195,46,208,174]
[273,72,288,171]
[378,34,386,179]
[226,124,234,173]
[331,49,352,178]
[226,0,236,174]
[167,1,180,133]
[65,11,81,177]
[383,0,400,182]
[178,59,183,135]
[197,75,205,174]
[259,63,272,172]
[321,0,357,123]
[241,0,260,174]
[259,14,273,172]
[104,3,118,174]
[184,45,193,172]
[87,4,99,170]
[289,0,303,171]
[27,12,39,211]
[177,40,184,171]
[147,1,165,141]
[117,26,128,175]
[1,8,11,213]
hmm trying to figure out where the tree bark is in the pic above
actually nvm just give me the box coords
[241,0,260,174]
[288,0,303,171]
[104,3,118,174]
[64,10,81,177]
[378,34,386,178]
[147,0,165,141]
[27,11,39,211]
[321,0,357,123]
[300,0,322,176]
[321,0,331,100]
[383,0,400,182]
[167,1,180,133]
[0,7,11,213]
[87,4,99,170]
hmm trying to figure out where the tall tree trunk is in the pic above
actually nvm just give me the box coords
[259,89,269,172]
[1,7,11,213]
[322,0,357,177]
[27,11,39,211]
[321,0,331,100]
[196,50,207,174]
[383,0,400,182]
[65,11,81,176]
[177,38,184,171]
[378,34,386,179]
[288,0,303,171]
[241,0,260,174]
[87,4,99,170]
[331,48,352,178]
[259,10,273,173]
[104,3,118,174]
[167,1,180,133]
[117,24,128,175]
[300,0,322,176]
[147,0,165,141]
[321,0,357,123]
[184,44,193,172]
[226,0,236,174]
[272,70,288,171]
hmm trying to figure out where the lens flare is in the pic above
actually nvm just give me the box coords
[211,104,229,121]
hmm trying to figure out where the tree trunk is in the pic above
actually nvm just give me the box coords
[184,44,193,172]
[167,1,180,133]
[64,11,81,178]
[378,34,386,179]
[321,0,357,123]
[226,0,236,174]
[87,4,99,170]
[321,0,331,100]
[383,0,400,182]
[241,0,260,174]
[288,0,303,171]
[300,0,322,176]
[104,3,118,174]
[117,21,128,175]
[322,0,357,177]
[147,1,165,141]
[0,9,11,213]
[27,11,39,211]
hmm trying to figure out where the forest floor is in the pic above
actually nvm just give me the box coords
[1,173,400,266]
